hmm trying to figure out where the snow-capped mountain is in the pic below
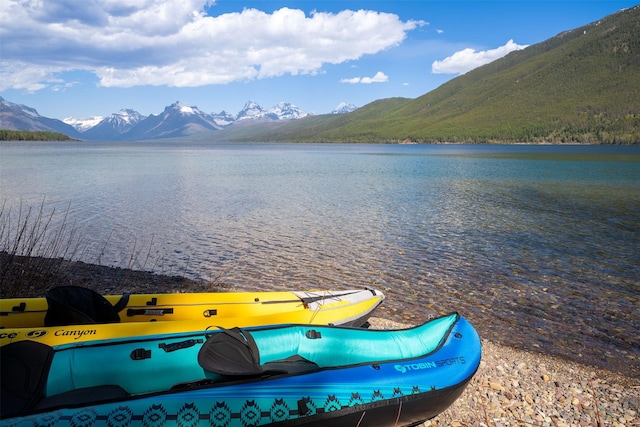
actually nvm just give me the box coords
[0,97,82,138]
[266,102,310,120]
[331,102,358,114]
[82,109,146,140]
[235,101,309,122]
[122,101,222,140]
[235,100,264,121]
[211,110,237,127]
[63,116,104,132]
[0,97,41,121]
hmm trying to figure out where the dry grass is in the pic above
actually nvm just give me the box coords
[0,200,215,298]
[0,200,84,296]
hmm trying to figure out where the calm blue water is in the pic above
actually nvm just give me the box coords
[1,141,639,376]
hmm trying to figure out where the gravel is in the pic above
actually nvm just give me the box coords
[368,318,639,427]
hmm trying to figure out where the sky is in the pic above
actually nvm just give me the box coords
[1,0,637,120]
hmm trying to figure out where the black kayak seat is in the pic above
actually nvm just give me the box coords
[198,328,318,377]
[0,340,54,417]
[44,286,124,326]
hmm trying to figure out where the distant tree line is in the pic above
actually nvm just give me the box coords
[0,130,74,141]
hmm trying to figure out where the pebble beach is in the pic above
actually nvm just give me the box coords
[369,318,639,427]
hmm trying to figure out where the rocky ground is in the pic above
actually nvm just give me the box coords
[2,255,639,427]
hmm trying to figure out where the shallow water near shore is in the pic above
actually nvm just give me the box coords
[1,141,639,377]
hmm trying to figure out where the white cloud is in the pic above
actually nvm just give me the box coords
[52,81,80,92]
[0,61,68,92]
[0,0,423,91]
[431,39,528,75]
[340,77,362,84]
[340,71,389,84]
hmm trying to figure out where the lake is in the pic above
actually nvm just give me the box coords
[1,141,639,376]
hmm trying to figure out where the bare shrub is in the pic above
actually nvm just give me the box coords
[0,200,83,296]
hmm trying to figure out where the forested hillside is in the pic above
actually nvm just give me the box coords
[0,130,74,141]
[209,5,639,144]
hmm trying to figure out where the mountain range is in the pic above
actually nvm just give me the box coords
[0,98,357,141]
[0,99,84,139]
[2,5,639,143]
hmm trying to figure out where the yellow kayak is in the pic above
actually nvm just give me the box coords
[0,286,384,347]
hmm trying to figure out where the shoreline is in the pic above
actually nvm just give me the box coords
[5,254,637,373]
[2,256,638,425]
[369,318,638,426]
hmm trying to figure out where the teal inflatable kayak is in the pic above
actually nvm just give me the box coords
[0,312,481,427]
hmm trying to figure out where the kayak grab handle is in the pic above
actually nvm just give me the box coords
[130,339,205,360]
[159,339,204,353]
[126,308,174,316]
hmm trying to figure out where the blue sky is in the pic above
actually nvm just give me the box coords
[1,0,637,120]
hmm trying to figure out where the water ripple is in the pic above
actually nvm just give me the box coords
[1,142,638,376]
